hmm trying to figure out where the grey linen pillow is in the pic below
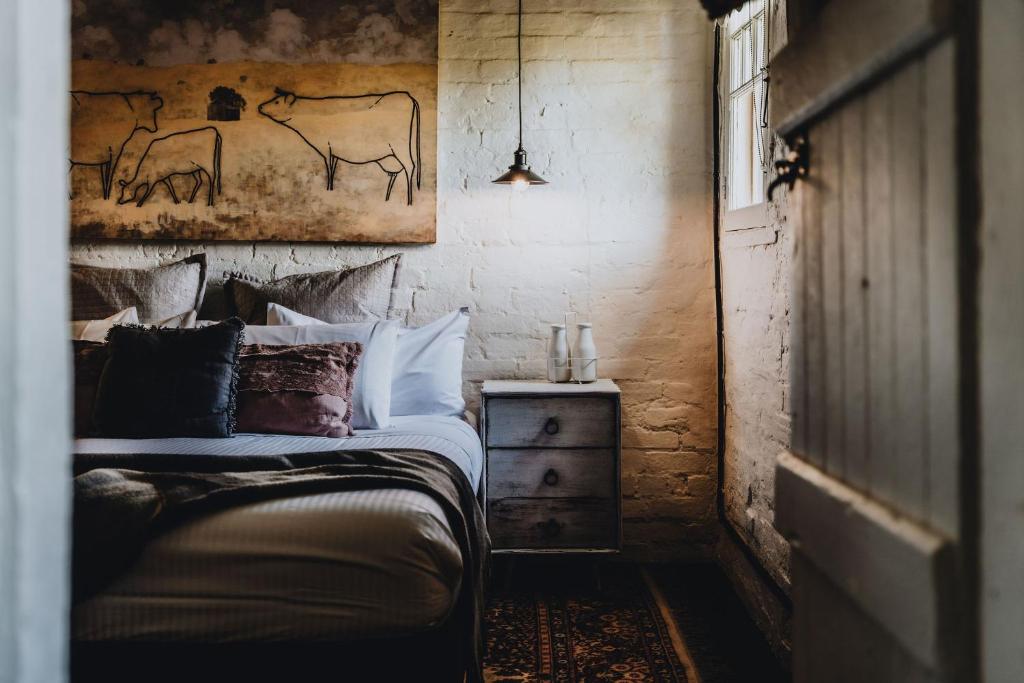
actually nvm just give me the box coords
[224,254,402,325]
[71,254,208,322]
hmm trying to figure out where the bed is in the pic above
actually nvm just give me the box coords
[71,415,484,682]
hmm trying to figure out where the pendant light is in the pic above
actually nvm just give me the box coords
[493,0,548,189]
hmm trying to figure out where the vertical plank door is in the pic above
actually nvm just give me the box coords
[769,0,969,680]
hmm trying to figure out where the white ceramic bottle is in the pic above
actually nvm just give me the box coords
[548,324,571,382]
[572,322,597,382]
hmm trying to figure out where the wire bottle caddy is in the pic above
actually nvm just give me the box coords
[547,312,598,384]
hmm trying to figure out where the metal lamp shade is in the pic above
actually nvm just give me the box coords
[492,149,547,185]
[493,0,548,188]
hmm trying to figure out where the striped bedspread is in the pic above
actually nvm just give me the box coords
[72,416,483,644]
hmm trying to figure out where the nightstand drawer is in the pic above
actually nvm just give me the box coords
[487,449,615,499]
[485,397,617,448]
[488,498,617,550]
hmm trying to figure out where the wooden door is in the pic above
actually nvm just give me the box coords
[768,0,973,681]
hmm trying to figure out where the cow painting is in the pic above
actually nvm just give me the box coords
[258,89,422,205]
[69,90,164,200]
[117,127,223,207]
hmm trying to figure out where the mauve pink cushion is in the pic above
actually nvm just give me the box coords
[236,391,353,437]
[236,342,361,437]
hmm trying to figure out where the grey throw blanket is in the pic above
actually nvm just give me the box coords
[73,449,489,683]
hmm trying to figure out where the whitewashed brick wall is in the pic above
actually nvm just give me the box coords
[719,191,792,589]
[717,185,793,654]
[716,2,793,653]
[70,0,717,560]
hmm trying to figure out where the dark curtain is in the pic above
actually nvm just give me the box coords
[699,0,747,19]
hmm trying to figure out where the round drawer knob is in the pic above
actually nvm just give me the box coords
[543,417,560,435]
[537,518,562,537]
[543,468,559,486]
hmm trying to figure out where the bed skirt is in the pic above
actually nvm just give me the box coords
[71,618,465,683]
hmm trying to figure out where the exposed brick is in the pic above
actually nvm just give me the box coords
[719,134,792,583]
[621,427,680,450]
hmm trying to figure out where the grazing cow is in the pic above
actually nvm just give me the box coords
[69,91,163,199]
[117,127,222,207]
[257,88,422,205]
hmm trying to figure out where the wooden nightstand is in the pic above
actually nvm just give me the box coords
[481,379,622,554]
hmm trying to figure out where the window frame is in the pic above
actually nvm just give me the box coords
[721,0,771,232]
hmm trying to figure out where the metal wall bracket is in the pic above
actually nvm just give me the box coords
[767,133,810,200]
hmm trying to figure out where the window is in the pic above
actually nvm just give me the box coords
[725,0,769,214]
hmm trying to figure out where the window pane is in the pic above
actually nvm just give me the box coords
[730,91,753,209]
[754,13,765,73]
[731,35,743,90]
[731,29,751,90]
[750,85,765,202]
[742,26,752,83]
[725,0,768,210]
[752,161,765,204]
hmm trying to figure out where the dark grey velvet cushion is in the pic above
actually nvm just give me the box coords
[224,254,401,325]
[93,319,244,438]
[71,253,208,322]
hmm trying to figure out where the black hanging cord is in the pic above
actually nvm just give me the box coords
[517,0,523,152]
[761,0,771,131]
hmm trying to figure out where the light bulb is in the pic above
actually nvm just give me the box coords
[512,178,530,192]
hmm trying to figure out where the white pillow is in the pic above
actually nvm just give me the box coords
[71,307,139,341]
[267,303,325,326]
[391,310,469,417]
[244,318,399,430]
[269,303,469,418]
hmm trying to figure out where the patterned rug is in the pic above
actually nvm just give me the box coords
[484,563,695,682]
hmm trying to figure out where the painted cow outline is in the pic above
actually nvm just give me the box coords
[69,90,164,200]
[117,127,223,207]
[257,88,422,205]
